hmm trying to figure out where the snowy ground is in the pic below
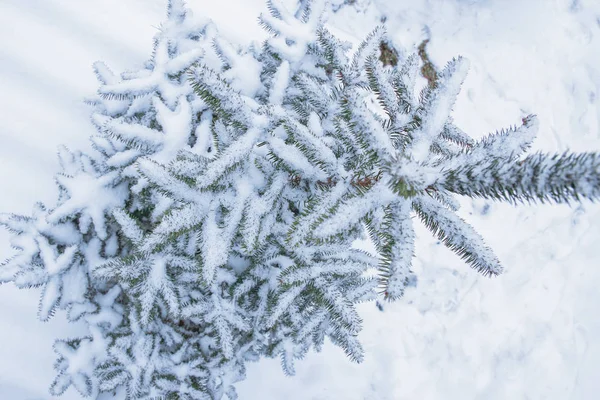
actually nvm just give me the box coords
[1,0,599,399]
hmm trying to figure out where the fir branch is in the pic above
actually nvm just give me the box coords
[365,55,401,120]
[407,56,470,163]
[188,65,252,129]
[137,158,201,203]
[349,26,387,81]
[393,53,419,112]
[440,122,474,148]
[316,28,351,74]
[443,151,600,204]
[413,196,502,276]
[313,179,393,241]
[377,200,415,300]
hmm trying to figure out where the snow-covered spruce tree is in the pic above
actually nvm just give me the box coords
[2,0,600,399]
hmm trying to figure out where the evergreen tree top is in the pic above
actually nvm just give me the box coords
[1,0,599,399]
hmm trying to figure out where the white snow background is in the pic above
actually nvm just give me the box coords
[1,0,599,398]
